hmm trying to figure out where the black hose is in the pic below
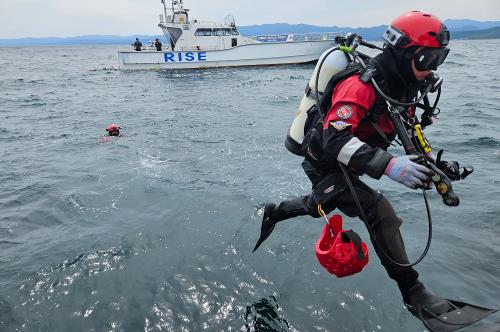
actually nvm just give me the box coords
[339,163,433,267]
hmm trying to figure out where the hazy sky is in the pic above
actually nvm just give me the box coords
[1,0,499,39]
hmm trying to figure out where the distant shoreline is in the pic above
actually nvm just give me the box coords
[1,37,499,48]
[1,22,499,46]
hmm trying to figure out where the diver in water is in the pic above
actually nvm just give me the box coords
[106,124,120,137]
[253,11,496,331]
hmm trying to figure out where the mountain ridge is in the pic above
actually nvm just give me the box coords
[1,19,499,46]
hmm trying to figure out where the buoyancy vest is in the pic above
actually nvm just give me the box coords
[301,65,397,171]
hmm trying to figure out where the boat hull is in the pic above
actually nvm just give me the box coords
[118,40,333,70]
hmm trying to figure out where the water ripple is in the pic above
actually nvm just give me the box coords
[0,41,499,331]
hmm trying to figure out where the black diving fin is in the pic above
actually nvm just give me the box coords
[405,283,498,332]
[467,322,500,332]
[252,203,278,253]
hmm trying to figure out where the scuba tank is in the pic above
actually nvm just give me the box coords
[285,48,349,156]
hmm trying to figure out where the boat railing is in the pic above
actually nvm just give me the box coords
[127,44,173,52]
[175,45,222,51]
[251,32,339,42]
[126,45,227,52]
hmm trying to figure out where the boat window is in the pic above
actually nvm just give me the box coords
[231,28,239,36]
[213,28,224,36]
[222,28,232,36]
[194,28,212,36]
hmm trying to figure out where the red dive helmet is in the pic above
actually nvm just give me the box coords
[106,124,120,136]
[316,215,369,278]
[383,11,450,70]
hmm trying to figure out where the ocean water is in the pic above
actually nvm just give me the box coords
[0,40,499,331]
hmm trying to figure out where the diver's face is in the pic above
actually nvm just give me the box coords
[412,47,432,81]
[412,59,432,81]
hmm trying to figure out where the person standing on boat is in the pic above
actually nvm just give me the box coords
[133,38,143,51]
[154,38,163,51]
[253,10,468,322]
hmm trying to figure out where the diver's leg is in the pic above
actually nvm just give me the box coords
[357,192,499,331]
[336,182,460,318]
[259,171,344,231]
[332,177,420,297]
[253,196,312,252]
[272,196,311,220]
[253,161,339,252]
[363,196,420,297]
[253,170,342,252]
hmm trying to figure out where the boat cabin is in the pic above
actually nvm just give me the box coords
[158,0,258,51]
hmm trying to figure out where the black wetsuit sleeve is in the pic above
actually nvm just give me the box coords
[321,122,393,179]
[320,76,393,178]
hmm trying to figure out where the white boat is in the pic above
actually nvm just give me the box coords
[118,0,334,70]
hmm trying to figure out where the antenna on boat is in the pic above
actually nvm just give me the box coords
[172,0,184,10]
[160,0,169,23]
[225,15,236,27]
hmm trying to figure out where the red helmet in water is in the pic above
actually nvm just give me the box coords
[106,124,120,136]
[383,11,450,71]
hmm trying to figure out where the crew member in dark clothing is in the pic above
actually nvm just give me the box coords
[154,38,163,51]
[133,38,142,51]
[253,10,462,319]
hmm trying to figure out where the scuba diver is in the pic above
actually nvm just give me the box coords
[253,11,497,331]
[106,124,120,137]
